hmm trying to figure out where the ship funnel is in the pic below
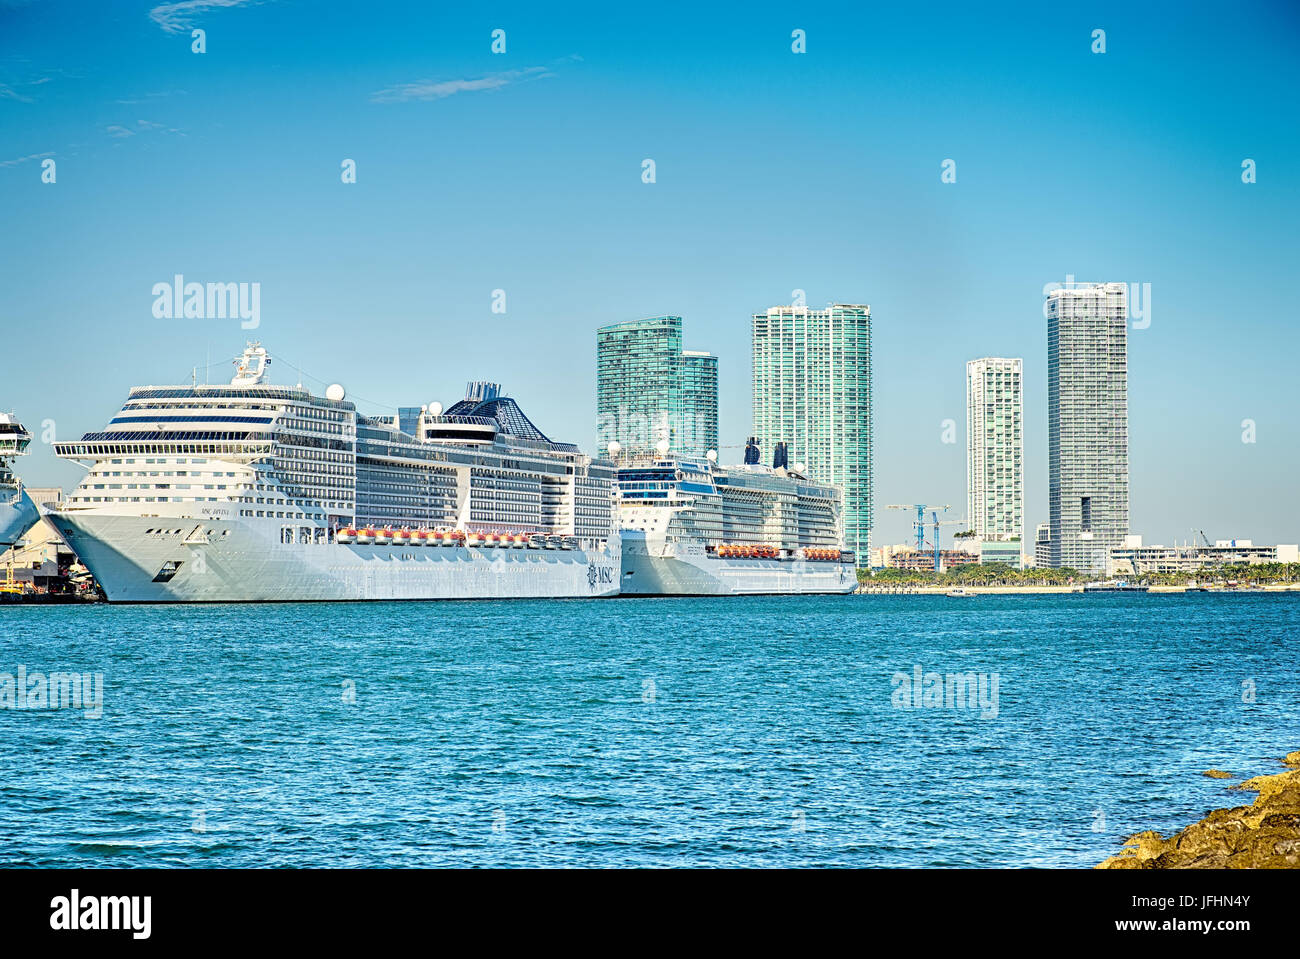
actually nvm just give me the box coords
[772,441,789,470]
[743,437,760,465]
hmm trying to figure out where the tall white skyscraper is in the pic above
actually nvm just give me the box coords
[966,357,1023,546]
[752,304,873,561]
[1046,282,1129,571]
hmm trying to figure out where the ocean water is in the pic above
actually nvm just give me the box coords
[1,593,1297,868]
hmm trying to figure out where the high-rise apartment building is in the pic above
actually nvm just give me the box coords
[966,358,1024,547]
[1034,522,1051,569]
[596,316,718,461]
[752,303,873,561]
[1046,281,1129,571]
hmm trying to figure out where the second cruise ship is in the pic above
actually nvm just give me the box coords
[615,439,857,595]
[48,344,620,602]
[0,412,38,552]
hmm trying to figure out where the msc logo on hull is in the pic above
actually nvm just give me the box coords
[587,564,615,590]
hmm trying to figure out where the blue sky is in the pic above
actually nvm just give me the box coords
[2,0,1298,546]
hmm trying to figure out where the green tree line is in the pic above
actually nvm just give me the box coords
[858,561,1300,587]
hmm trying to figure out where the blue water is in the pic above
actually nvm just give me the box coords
[1,593,1297,867]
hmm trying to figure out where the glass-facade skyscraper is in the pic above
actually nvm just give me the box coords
[751,303,873,562]
[596,316,718,461]
[966,357,1024,546]
[1046,282,1129,572]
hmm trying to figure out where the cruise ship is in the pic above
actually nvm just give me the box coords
[0,413,38,551]
[615,439,856,595]
[48,344,620,602]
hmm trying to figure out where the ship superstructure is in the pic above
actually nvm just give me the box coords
[48,344,619,601]
[615,442,856,595]
[0,412,38,550]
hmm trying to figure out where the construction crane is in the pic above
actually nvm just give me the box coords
[885,504,954,570]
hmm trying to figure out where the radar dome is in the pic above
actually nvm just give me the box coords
[655,439,670,455]
[325,384,346,402]
[706,449,718,462]
[607,441,621,456]
[428,401,443,416]
[794,462,806,473]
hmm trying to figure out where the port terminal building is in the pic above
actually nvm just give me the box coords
[1107,536,1299,577]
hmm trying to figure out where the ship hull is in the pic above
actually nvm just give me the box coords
[48,510,621,603]
[620,535,856,596]
[0,485,38,548]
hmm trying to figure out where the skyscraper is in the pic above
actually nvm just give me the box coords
[1046,281,1129,571]
[752,303,873,561]
[596,316,718,461]
[966,357,1024,548]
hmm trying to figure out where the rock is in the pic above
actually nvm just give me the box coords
[1098,755,1300,869]
[1284,751,1300,767]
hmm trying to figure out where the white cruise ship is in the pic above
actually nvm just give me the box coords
[615,440,856,595]
[0,413,38,551]
[48,344,620,602]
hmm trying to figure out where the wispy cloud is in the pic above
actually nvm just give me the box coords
[370,66,552,104]
[105,120,181,138]
[148,0,261,34]
[0,150,53,168]
[115,89,187,105]
[0,82,32,102]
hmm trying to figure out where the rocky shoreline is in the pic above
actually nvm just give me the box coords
[1098,750,1300,868]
